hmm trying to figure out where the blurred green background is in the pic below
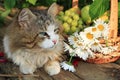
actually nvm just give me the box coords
[0,0,120,32]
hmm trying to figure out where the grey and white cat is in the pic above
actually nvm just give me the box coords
[3,3,64,76]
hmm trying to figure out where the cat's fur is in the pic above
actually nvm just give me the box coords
[3,3,64,75]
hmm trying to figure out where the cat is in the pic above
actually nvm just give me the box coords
[3,3,64,76]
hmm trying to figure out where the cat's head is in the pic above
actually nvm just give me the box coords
[17,3,62,49]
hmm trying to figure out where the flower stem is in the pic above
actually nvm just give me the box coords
[68,53,74,65]
[105,39,109,47]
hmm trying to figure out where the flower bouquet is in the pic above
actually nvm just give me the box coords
[63,19,120,64]
[60,19,120,72]
[59,0,120,72]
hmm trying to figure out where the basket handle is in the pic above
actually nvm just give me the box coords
[72,0,78,8]
[109,0,118,39]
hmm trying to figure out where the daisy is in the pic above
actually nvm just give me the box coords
[64,42,74,54]
[68,32,80,44]
[100,46,117,54]
[90,40,103,52]
[68,35,79,48]
[68,35,77,46]
[94,19,109,38]
[100,22,109,39]
[60,61,76,72]
[75,47,94,60]
[75,40,85,48]
[68,32,84,48]
[84,26,100,38]
[80,31,95,45]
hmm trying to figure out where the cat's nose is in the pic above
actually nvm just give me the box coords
[52,40,57,44]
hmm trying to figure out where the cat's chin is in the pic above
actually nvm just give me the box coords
[38,44,55,49]
[38,42,57,49]
[43,45,56,49]
[49,45,56,49]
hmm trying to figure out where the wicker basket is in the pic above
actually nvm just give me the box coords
[72,0,120,64]
[86,37,120,64]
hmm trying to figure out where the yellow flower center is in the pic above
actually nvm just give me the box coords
[97,24,104,31]
[86,32,93,40]
[93,42,98,46]
[77,42,83,46]
[74,37,78,41]
[83,48,87,52]
[92,27,97,32]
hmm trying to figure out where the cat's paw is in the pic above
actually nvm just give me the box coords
[44,61,60,76]
[20,64,36,74]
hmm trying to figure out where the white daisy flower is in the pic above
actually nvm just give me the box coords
[68,36,79,48]
[101,46,117,54]
[90,40,103,52]
[101,24,109,39]
[84,26,101,38]
[94,19,109,38]
[75,47,94,60]
[80,31,95,45]
[68,32,80,44]
[94,19,104,24]
[75,40,85,48]
[60,61,76,72]
[68,35,77,46]
[68,32,84,48]
[64,42,74,54]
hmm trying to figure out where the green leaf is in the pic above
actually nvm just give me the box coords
[0,9,11,18]
[22,2,30,8]
[26,0,37,5]
[0,11,3,14]
[0,9,11,26]
[4,0,16,10]
[89,0,109,20]
[118,2,120,18]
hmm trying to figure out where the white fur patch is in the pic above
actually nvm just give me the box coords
[44,61,60,76]
[3,35,12,58]
[39,24,59,49]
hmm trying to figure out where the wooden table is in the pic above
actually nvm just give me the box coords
[0,61,120,80]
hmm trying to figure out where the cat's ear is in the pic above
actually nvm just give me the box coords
[18,8,36,29]
[47,3,59,17]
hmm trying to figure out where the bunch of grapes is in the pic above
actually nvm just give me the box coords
[57,8,83,35]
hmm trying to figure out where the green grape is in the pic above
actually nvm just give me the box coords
[63,16,69,21]
[67,17,72,24]
[58,8,82,34]
[71,26,77,33]
[63,23,70,33]
[73,14,79,21]
[78,18,83,25]
[69,11,75,17]
[59,11,64,16]
[71,20,78,27]
[78,25,83,30]
[65,10,71,16]
[57,15,63,21]
[69,8,76,12]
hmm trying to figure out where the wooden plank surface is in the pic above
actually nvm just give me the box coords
[52,69,82,80]
[0,60,120,80]
[74,61,120,80]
